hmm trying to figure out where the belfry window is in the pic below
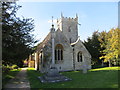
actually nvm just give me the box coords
[77,51,82,62]
[68,26,71,32]
[55,44,63,61]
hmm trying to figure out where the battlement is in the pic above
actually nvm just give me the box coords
[60,16,78,22]
[57,15,78,26]
[62,16,77,20]
[56,13,78,43]
[60,13,78,22]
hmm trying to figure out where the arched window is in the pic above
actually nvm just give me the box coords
[68,26,71,32]
[55,44,63,61]
[70,38,72,43]
[40,51,43,64]
[77,51,82,62]
[40,54,42,64]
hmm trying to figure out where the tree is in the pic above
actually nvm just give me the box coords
[2,2,37,67]
[98,31,107,66]
[99,28,120,66]
[83,31,101,66]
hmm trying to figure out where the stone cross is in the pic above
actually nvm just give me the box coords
[51,16,55,66]
[52,16,53,25]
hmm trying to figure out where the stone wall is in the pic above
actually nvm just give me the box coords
[54,46,73,71]
[57,17,78,43]
[74,39,91,70]
[54,29,74,71]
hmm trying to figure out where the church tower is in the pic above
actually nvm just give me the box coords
[57,13,78,43]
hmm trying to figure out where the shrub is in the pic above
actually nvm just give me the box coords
[2,64,19,74]
[92,64,104,69]
[11,65,19,69]
[2,65,11,74]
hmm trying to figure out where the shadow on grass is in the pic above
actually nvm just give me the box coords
[2,69,21,87]
[27,67,119,88]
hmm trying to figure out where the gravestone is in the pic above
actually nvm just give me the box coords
[82,63,87,74]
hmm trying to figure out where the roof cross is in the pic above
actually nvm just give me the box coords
[52,16,53,25]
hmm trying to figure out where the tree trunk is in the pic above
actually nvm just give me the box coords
[101,60,104,67]
[109,60,111,67]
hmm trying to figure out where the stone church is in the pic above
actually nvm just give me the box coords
[28,14,91,73]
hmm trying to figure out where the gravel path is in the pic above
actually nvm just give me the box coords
[4,68,30,89]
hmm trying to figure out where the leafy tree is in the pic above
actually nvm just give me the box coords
[98,31,107,66]
[2,2,37,67]
[99,28,120,66]
[83,31,101,66]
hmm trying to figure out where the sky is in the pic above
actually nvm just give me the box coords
[16,2,118,45]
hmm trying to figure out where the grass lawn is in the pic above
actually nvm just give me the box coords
[2,68,21,87]
[27,67,119,88]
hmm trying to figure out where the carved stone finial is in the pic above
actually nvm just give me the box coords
[52,16,54,28]
[61,12,63,18]
[52,16,53,24]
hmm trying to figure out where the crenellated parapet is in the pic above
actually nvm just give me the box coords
[56,13,79,43]
[60,13,78,21]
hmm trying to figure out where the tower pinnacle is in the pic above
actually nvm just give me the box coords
[61,12,63,18]
[76,13,78,18]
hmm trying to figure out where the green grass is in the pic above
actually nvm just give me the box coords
[90,67,120,71]
[2,68,21,87]
[27,67,119,88]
